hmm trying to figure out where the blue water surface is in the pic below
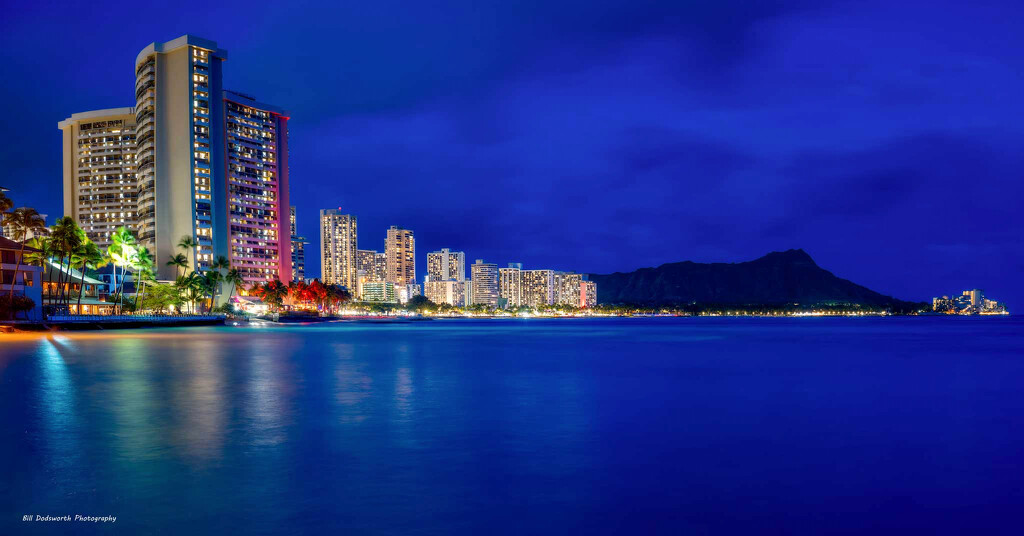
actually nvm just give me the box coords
[1,317,1022,535]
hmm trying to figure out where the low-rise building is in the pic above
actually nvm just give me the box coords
[44,260,114,315]
[0,237,43,321]
[362,281,398,303]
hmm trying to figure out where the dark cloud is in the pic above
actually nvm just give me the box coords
[1,0,1023,305]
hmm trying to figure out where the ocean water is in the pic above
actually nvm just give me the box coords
[0,317,1022,535]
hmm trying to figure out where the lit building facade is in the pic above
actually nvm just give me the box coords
[320,209,357,290]
[135,35,229,276]
[425,280,466,307]
[471,259,498,307]
[385,226,415,286]
[557,272,583,306]
[427,248,465,282]
[62,35,291,282]
[356,249,386,282]
[580,280,598,308]
[522,269,555,307]
[362,281,397,303]
[499,263,522,308]
[290,206,306,282]
[224,91,291,284]
[58,108,137,249]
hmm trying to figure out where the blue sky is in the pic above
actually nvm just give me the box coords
[2,0,1022,304]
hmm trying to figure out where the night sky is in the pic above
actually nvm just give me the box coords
[2,1,1021,305]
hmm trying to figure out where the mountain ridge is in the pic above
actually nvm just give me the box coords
[588,249,911,308]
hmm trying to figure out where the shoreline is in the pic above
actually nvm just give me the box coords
[2,311,1012,334]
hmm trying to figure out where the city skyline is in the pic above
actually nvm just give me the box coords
[2,2,1022,307]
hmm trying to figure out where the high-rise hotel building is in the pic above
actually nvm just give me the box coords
[356,249,386,282]
[61,35,292,282]
[134,35,229,276]
[471,260,499,307]
[522,269,556,307]
[290,206,307,282]
[58,108,137,249]
[385,226,415,286]
[426,248,465,282]
[320,209,357,290]
[499,263,523,308]
[223,90,290,284]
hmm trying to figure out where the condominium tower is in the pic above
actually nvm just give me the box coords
[223,90,291,284]
[471,260,499,307]
[290,206,307,282]
[426,248,465,282]
[499,263,523,308]
[385,226,415,286]
[320,209,358,290]
[356,249,386,282]
[522,269,556,307]
[135,35,229,276]
[61,35,292,282]
[58,108,137,249]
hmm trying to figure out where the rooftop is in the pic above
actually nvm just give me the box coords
[0,236,41,252]
[136,34,228,68]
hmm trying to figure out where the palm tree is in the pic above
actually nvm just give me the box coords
[49,217,83,310]
[178,235,198,272]
[175,272,204,314]
[208,255,231,309]
[166,253,188,278]
[73,240,106,313]
[212,255,230,271]
[23,236,52,304]
[135,268,156,312]
[201,270,222,311]
[108,226,138,314]
[2,207,48,300]
[253,279,287,312]
[224,268,244,304]
[0,191,12,222]
[132,247,154,311]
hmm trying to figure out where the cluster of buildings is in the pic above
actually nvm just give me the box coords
[9,34,596,317]
[932,289,1008,315]
[58,35,292,287]
[317,211,596,309]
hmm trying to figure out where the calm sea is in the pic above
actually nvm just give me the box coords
[1,317,1022,534]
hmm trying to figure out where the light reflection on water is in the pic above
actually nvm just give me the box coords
[1,317,1023,535]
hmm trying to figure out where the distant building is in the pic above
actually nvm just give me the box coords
[362,281,397,303]
[932,289,1008,315]
[356,249,386,282]
[385,226,415,286]
[471,260,499,307]
[58,108,137,249]
[426,248,465,282]
[556,272,582,306]
[499,263,523,308]
[580,280,598,308]
[425,280,466,306]
[290,206,307,282]
[522,269,555,307]
[2,213,48,242]
[400,283,421,305]
[320,209,357,290]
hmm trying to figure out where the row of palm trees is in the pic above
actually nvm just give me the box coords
[250,278,351,314]
[1,190,247,316]
[167,247,245,314]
